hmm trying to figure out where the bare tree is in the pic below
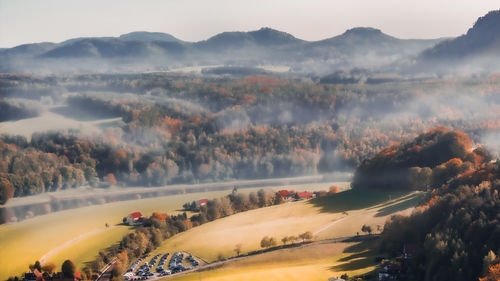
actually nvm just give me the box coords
[234,243,242,256]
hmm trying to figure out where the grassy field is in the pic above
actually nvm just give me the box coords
[0,182,338,280]
[148,188,422,263]
[167,239,379,281]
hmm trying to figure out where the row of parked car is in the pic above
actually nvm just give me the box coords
[127,257,144,273]
[169,252,192,273]
[124,252,199,280]
[156,253,172,276]
[187,254,199,267]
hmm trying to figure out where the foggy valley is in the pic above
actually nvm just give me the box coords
[1,4,500,281]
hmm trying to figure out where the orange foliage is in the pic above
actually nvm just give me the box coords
[184,219,193,229]
[160,116,182,136]
[106,173,117,185]
[245,76,279,85]
[329,185,340,194]
[446,158,463,168]
[479,262,500,281]
[151,211,168,221]
[241,94,256,104]
[116,150,127,159]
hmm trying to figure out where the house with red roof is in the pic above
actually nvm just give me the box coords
[278,190,290,198]
[196,198,209,208]
[126,211,143,225]
[296,191,315,200]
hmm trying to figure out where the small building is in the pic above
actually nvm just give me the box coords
[278,190,290,198]
[379,263,401,281]
[126,211,143,225]
[196,199,209,208]
[296,191,314,200]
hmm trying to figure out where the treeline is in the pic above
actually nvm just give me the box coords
[352,127,492,190]
[0,100,40,122]
[185,189,283,224]
[376,130,500,281]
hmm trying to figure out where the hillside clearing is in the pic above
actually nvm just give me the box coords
[166,239,378,281]
[148,188,422,262]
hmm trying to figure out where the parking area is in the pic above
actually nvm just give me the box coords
[123,252,201,280]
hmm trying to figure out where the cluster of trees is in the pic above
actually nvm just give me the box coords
[0,135,98,203]
[377,130,500,281]
[0,100,40,122]
[352,127,492,190]
[259,231,313,249]
[186,189,284,224]
[8,260,78,281]
[81,211,194,280]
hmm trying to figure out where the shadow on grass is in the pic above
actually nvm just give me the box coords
[307,188,412,213]
[375,192,424,217]
[331,240,378,273]
[331,257,374,272]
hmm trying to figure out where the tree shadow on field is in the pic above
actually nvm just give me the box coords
[330,240,378,273]
[375,192,424,217]
[307,188,411,213]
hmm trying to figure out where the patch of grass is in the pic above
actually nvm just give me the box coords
[165,240,378,281]
[149,189,419,264]
[309,188,412,213]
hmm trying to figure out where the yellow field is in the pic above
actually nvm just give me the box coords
[149,188,421,262]
[0,182,339,280]
[168,239,378,281]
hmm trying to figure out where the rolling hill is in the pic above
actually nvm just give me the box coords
[0,28,441,74]
[416,9,500,73]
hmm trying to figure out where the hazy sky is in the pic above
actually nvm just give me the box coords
[0,0,498,48]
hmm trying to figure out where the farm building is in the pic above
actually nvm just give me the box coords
[278,190,290,198]
[126,211,143,225]
[196,198,209,208]
[296,191,315,200]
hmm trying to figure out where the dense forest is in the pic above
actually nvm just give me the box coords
[377,129,500,281]
[1,73,500,203]
[352,127,492,190]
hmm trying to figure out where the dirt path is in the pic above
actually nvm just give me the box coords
[313,217,348,236]
[39,226,112,264]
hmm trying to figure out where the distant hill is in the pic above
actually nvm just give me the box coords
[416,9,500,73]
[119,31,183,43]
[0,27,442,73]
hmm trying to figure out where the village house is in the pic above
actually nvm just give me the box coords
[278,190,291,200]
[125,211,143,225]
[196,198,209,208]
[295,191,315,200]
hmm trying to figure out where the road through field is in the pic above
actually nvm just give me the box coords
[39,226,112,264]
[313,216,347,236]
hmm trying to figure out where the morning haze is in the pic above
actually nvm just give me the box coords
[1,2,500,281]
